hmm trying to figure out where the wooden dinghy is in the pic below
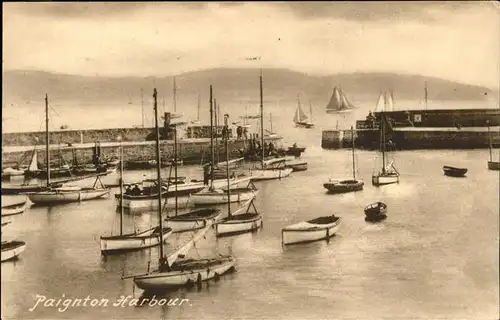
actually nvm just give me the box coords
[324,179,364,194]
[443,166,467,177]
[1,240,27,262]
[282,215,342,245]
[364,202,387,222]
[100,226,173,254]
[1,195,29,217]
[250,158,293,181]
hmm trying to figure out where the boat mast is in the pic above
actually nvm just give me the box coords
[173,76,177,113]
[209,86,214,190]
[424,81,428,110]
[382,92,386,173]
[45,94,51,186]
[153,88,165,263]
[224,114,231,217]
[309,100,313,122]
[141,88,144,128]
[260,71,264,168]
[174,124,178,214]
[351,126,356,180]
[119,138,124,236]
[214,99,219,164]
[270,112,273,133]
[197,93,201,122]
[488,121,493,161]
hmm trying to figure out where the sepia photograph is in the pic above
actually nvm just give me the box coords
[1,1,499,319]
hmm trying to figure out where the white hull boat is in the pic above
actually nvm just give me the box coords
[100,227,173,253]
[28,188,110,205]
[118,196,192,211]
[190,188,259,205]
[1,200,28,217]
[250,167,293,181]
[133,256,235,291]
[282,215,342,245]
[2,167,25,178]
[372,173,399,186]
[216,213,262,237]
[1,240,27,262]
[165,208,222,233]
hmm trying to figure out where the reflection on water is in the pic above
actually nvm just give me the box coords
[1,146,499,319]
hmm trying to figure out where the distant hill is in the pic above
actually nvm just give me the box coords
[2,68,497,109]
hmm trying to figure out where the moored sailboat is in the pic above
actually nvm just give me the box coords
[250,73,293,181]
[372,111,400,186]
[100,137,172,254]
[1,222,27,262]
[487,122,500,170]
[324,126,364,193]
[215,114,262,237]
[26,95,111,205]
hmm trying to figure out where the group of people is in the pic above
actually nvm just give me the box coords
[235,126,249,140]
[124,184,142,195]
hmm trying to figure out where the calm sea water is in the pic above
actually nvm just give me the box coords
[1,146,499,320]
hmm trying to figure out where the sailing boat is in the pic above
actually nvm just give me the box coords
[216,114,262,237]
[100,139,173,254]
[372,110,400,186]
[487,122,500,170]
[27,94,111,205]
[325,86,355,114]
[250,72,293,181]
[165,86,223,233]
[191,114,260,206]
[375,90,395,112]
[129,220,235,291]
[293,95,314,128]
[170,76,183,120]
[190,93,202,125]
[323,126,364,193]
[125,89,235,290]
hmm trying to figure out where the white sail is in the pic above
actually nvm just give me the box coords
[326,87,343,111]
[28,151,38,172]
[165,221,214,267]
[387,92,394,111]
[340,91,351,110]
[375,93,384,112]
[293,99,308,123]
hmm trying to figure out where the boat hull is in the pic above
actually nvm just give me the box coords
[285,162,308,172]
[28,189,110,205]
[133,258,235,291]
[295,122,314,129]
[216,214,262,237]
[1,201,28,217]
[372,174,399,186]
[443,166,467,177]
[326,109,352,114]
[118,196,192,212]
[100,228,172,253]
[324,180,364,193]
[488,161,500,170]
[1,241,26,262]
[165,209,222,233]
[190,189,259,205]
[250,168,293,181]
[282,218,342,245]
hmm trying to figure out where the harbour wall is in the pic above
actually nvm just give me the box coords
[2,136,282,167]
[322,128,500,150]
[357,108,500,129]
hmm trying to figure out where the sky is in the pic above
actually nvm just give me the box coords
[3,1,499,88]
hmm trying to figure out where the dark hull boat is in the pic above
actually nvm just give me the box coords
[488,161,500,171]
[443,166,467,177]
[323,179,364,194]
[165,208,221,233]
[285,146,306,158]
[364,202,387,222]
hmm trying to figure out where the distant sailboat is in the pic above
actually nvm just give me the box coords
[375,90,395,112]
[170,76,183,119]
[372,110,400,186]
[293,95,314,128]
[325,86,355,114]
